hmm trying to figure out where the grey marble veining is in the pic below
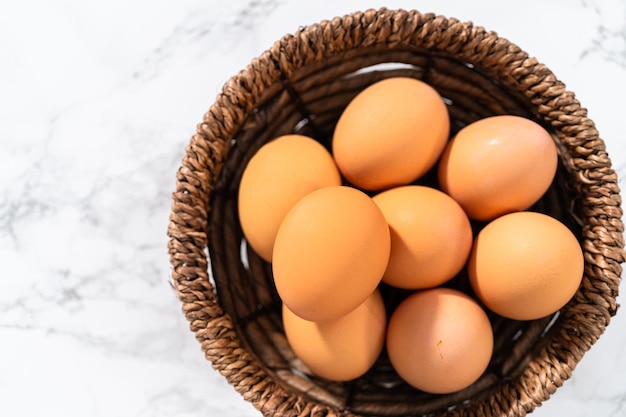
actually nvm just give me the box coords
[583,0,626,67]
[1,0,625,416]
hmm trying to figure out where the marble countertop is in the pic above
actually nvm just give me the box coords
[2,0,625,416]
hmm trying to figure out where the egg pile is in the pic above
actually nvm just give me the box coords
[237,77,584,394]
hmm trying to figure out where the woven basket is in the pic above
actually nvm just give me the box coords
[168,8,625,417]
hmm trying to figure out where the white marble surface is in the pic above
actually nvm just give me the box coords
[1,0,625,416]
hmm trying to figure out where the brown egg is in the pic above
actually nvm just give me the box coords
[332,77,450,191]
[438,115,558,221]
[372,185,473,289]
[282,289,387,381]
[386,288,493,394]
[272,186,390,322]
[468,211,584,321]
[238,134,341,262]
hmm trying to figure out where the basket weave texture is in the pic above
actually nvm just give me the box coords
[167,8,625,417]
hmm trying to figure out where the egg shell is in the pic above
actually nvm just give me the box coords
[386,287,494,394]
[332,77,450,191]
[272,185,390,322]
[468,211,584,321]
[372,185,473,289]
[238,134,341,262]
[437,115,558,221]
[282,289,387,381]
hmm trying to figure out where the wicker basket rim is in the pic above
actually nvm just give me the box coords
[167,7,625,417]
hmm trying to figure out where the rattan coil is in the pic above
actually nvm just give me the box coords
[167,8,625,417]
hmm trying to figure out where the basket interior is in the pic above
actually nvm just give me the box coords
[204,44,589,416]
